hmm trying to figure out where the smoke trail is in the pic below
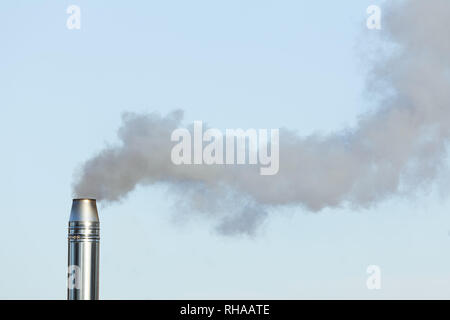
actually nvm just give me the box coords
[73,0,450,235]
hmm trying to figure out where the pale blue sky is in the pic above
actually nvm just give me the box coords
[1,0,450,299]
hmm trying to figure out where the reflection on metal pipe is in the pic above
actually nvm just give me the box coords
[67,198,100,300]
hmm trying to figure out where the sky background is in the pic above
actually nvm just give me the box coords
[1,0,450,299]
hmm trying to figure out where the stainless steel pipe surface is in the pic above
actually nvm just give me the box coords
[67,199,100,300]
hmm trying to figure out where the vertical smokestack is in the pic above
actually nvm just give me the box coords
[67,199,100,300]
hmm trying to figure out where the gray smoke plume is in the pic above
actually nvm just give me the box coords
[73,0,450,235]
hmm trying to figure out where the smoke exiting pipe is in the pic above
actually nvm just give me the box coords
[67,199,100,300]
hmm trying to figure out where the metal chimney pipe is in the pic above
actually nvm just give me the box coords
[67,199,100,300]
